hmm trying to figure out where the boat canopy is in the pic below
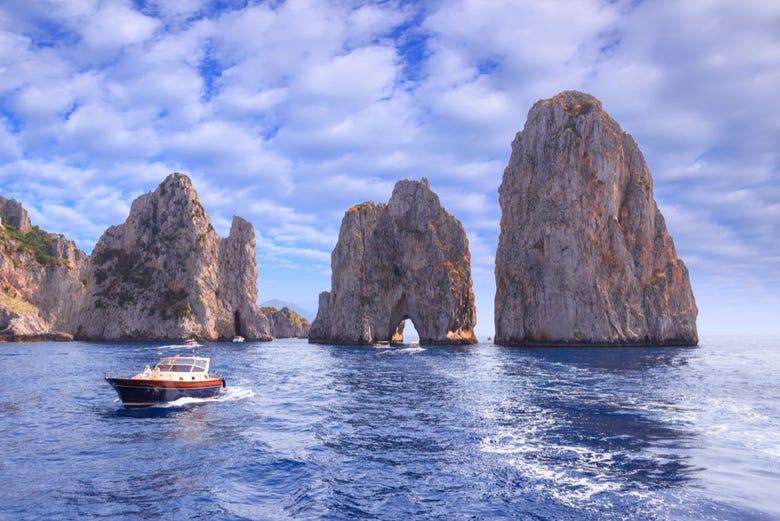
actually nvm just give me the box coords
[155,357,209,373]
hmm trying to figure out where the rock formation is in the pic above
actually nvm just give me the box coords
[261,306,310,338]
[309,178,477,345]
[494,91,698,346]
[75,173,271,341]
[0,198,88,341]
[0,197,33,233]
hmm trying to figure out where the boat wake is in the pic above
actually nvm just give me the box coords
[377,344,426,355]
[482,429,623,504]
[139,387,253,409]
[154,396,212,408]
[216,386,255,402]
[156,343,202,351]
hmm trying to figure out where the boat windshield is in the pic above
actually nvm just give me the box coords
[155,357,208,373]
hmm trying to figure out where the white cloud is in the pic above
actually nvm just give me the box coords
[79,1,160,56]
[0,28,71,98]
[0,118,20,161]
[295,45,399,110]
[276,93,420,164]
[423,0,617,83]
[60,101,159,160]
[213,87,288,121]
[9,82,73,124]
[163,120,293,191]
[143,0,205,26]
[0,158,96,195]
[345,3,409,47]
[661,204,759,265]
[270,223,338,249]
[256,230,331,265]
[212,0,345,90]
[248,199,314,225]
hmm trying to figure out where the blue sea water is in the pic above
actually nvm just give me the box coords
[1,336,778,520]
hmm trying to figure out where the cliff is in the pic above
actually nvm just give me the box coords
[261,306,310,338]
[0,198,88,341]
[75,173,271,341]
[494,91,698,346]
[310,178,477,345]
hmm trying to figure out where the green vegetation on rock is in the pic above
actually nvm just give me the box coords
[0,293,37,315]
[3,224,67,267]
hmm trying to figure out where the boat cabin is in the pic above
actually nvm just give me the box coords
[156,356,209,373]
[133,356,214,382]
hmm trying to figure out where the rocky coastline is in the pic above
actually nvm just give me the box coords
[2,91,699,346]
[1,197,88,341]
[1,174,279,342]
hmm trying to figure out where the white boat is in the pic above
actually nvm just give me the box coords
[232,336,245,342]
[105,356,225,408]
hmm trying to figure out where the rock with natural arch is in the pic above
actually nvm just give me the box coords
[309,178,477,345]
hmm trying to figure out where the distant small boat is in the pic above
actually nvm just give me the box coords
[184,338,198,346]
[232,336,245,343]
[105,356,225,408]
[373,340,389,347]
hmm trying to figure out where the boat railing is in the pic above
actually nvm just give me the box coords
[105,371,138,380]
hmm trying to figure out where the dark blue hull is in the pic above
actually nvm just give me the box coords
[106,377,225,407]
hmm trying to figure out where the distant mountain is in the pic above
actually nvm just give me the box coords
[261,299,315,322]
[259,306,310,338]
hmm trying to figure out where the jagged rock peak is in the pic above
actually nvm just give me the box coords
[494,91,698,346]
[544,90,602,113]
[0,196,33,233]
[310,178,477,345]
[76,172,271,341]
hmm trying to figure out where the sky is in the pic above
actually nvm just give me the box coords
[0,0,778,338]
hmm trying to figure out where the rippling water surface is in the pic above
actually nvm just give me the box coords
[1,336,778,520]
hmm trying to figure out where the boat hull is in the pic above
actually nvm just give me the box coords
[105,377,225,408]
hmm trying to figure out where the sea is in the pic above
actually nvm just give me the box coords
[1,336,778,520]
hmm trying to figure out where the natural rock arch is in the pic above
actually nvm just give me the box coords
[234,309,242,337]
[309,179,477,345]
[388,300,424,344]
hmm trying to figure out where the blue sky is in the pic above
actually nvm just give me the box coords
[0,0,778,337]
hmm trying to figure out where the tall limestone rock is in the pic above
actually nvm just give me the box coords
[495,91,698,346]
[0,197,88,340]
[310,178,477,345]
[76,173,271,341]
